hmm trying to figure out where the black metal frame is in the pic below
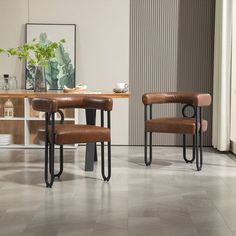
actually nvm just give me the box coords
[144,105,152,166]
[25,23,76,90]
[45,110,64,187]
[144,104,203,171]
[101,110,111,181]
[44,108,111,188]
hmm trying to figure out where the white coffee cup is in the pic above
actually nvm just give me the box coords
[116,82,128,90]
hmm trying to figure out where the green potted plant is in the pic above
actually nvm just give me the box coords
[0,37,65,92]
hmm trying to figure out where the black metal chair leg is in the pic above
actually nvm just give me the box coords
[199,132,203,169]
[195,133,202,171]
[195,107,203,171]
[45,142,54,188]
[199,107,203,170]
[150,132,152,164]
[44,139,49,187]
[101,141,104,178]
[183,134,195,163]
[47,112,55,188]
[44,112,54,187]
[199,130,203,170]
[94,145,97,162]
[107,141,111,180]
[54,145,64,178]
[144,131,148,165]
[183,134,186,162]
[144,131,152,166]
[192,135,196,163]
[195,130,201,171]
[101,141,111,181]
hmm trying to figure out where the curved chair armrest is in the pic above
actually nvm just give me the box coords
[142,92,211,107]
[32,96,113,113]
[82,97,113,111]
[32,97,59,113]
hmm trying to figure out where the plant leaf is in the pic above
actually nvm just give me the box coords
[45,60,59,89]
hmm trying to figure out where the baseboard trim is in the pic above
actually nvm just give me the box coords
[230,140,236,155]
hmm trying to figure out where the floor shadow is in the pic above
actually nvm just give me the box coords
[129,156,172,168]
[0,166,42,171]
[1,170,83,187]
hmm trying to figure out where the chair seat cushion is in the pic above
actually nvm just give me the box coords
[145,117,208,134]
[37,124,110,145]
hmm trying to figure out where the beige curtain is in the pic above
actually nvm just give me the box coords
[212,0,232,151]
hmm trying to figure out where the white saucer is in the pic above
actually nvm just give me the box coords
[113,88,128,93]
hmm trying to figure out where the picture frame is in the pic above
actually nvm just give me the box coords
[25,23,76,90]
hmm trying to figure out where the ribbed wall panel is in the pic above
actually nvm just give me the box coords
[129,0,215,145]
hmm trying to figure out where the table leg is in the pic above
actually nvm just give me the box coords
[85,109,97,171]
[85,143,95,171]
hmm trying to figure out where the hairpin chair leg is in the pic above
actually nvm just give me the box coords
[48,144,63,178]
[45,141,55,188]
[44,113,54,187]
[101,110,111,181]
[198,107,203,170]
[144,131,147,164]
[47,142,55,187]
[183,134,195,163]
[44,135,49,187]
[54,145,64,178]
[183,134,186,162]
[199,130,203,170]
[144,104,152,166]
[195,133,201,171]
[195,107,202,171]
[101,141,111,181]
[144,131,153,166]
[150,132,152,163]
[46,114,55,188]
[192,135,196,163]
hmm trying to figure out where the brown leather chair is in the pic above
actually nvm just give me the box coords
[32,96,113,187]
[142,92,211,171]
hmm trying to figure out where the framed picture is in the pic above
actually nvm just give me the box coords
[25,23,76,90]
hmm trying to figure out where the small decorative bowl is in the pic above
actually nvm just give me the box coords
[113,87,128,93]
[76,84,87,90]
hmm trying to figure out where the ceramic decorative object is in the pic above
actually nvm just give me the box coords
[113,82,129,93]
[4,99,14,118]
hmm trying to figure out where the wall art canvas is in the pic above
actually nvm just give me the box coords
[25,23,76,90]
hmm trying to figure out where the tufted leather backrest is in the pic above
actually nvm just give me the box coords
[142,92,211,107]
[32,96,113,113]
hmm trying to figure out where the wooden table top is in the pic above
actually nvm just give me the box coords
[0,90,131,99]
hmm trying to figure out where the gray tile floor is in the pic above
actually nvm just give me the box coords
[0,146,236,236]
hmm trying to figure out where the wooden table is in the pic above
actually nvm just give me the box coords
[0,90,130,171]
[0,90,130,98]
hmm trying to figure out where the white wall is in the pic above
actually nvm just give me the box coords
[231,0,236,152]
[0,0,28,86]
[0,0,130,144]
